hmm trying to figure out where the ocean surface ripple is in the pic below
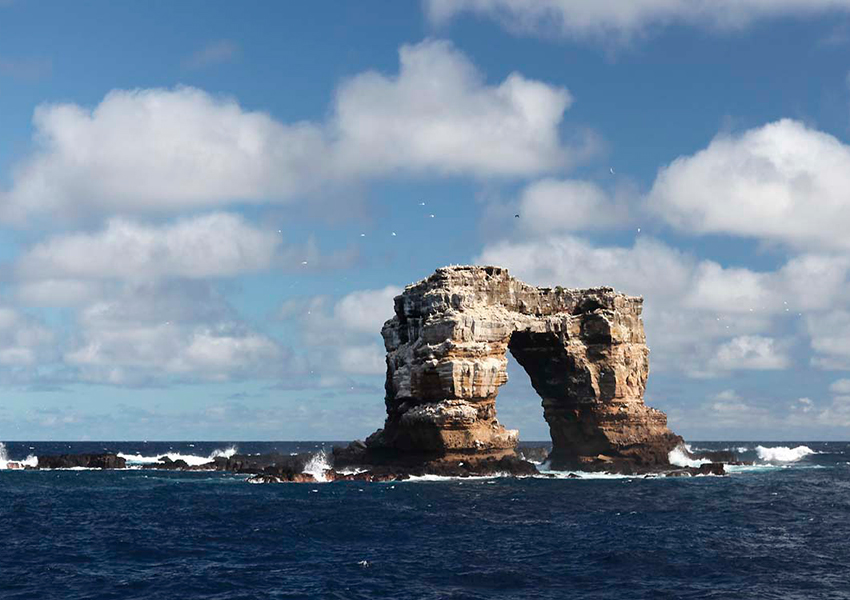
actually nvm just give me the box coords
[2,441,850,599]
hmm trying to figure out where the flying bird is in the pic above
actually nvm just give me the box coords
[609,167,615,175]
[429,214,435,218]
[514,214,520,218]
[419,202,426,206]
[391,232,397,236]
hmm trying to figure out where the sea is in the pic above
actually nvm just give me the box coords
[1,440,849,600]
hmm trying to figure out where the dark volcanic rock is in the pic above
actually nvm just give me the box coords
[143,457,190,470]
[696,463,726,476]
[35,453,126,470]
[330,444,540,481]
[135,452,321,477]
[666,463,726,477]
[262,454,318,479]
[190,452,316,474]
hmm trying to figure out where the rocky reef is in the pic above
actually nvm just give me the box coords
[337,265,683,475]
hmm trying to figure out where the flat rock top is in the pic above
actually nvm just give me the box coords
[393,265,643,319]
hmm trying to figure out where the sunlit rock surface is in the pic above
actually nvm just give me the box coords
[362,265,682,472]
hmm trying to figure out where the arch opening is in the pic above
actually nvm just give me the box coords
[504,330,609,465]
[494,339,551,457]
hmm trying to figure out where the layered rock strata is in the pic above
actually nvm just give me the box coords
[358,265,682,472]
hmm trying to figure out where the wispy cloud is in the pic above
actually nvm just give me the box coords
[427,0,850,44]
[182,40,240,70]
[0,55,52,81]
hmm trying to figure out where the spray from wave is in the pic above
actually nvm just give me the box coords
[755,445,815,462]
[668,445,710,468]
[118,446,238,467]
[0,442,38,469]
[302,451,332,482]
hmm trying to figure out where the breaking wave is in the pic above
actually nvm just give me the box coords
[0,443,38,469]
[118,446,238,467]
[755,445,816,463]
[302,451,332,482]
[668,445,710,468]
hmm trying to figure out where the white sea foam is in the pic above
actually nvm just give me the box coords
[335,467,368,476]
[118,445,238,467]
[302,451,332,482]
[755,445,816,462]
[668,445,710,468]
[0,442,7,469]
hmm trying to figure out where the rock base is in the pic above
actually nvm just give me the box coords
[16,448,737,481]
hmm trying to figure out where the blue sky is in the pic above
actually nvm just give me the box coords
[4,1,850,441]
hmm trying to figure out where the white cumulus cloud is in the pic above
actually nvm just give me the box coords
[17,212,280,281]
[282,285,401,376]
[0,307,55,367]
[333,40,578,178]
[649,119,850,251]
[64,281,286,386]
[807,311,850,369]
[0,40,582,223]
[515,178,630,233]
[709,335,790,372]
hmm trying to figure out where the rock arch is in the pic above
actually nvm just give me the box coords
[368,265,681,470]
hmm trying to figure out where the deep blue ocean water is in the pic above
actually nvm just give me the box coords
[2,441,850,600]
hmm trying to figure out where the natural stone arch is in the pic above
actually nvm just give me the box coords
[367,265,681,470]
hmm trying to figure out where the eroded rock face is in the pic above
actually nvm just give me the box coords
[367,265,682,470]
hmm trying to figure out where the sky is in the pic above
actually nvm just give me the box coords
[3,1,850,441]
